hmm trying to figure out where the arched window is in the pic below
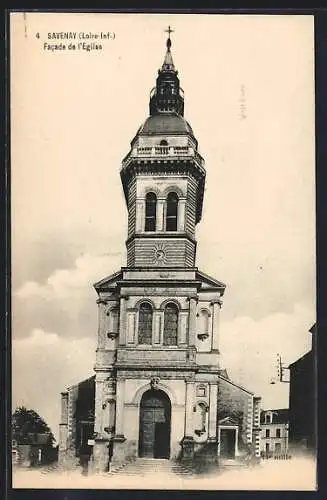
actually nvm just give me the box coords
[138,302,153,345]
[145,192,157,232]
[160,139,168,146]
[166,192,178,231]
[163,302,178,345]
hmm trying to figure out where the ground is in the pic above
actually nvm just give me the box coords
[12,455,317,490]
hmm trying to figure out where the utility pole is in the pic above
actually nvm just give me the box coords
[270,353,290,384]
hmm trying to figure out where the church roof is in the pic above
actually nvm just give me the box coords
[138,113,194,136]
[196,270,226,293]
[93,269,122,291]
[93,268,226,294]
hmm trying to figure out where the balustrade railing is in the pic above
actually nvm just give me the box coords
[122,145,204,168]
[133,146,195,157]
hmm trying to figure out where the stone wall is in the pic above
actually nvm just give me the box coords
[58,376,95,469]
[218,377,254,456]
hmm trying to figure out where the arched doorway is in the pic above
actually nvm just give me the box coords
[139,389,171,459]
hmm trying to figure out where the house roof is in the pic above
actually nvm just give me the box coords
[309,323,317,335]
[288,350,312,368]
[260,408,289,424]
[66,375,95,392]
[288,323,316,367]
[218,374,255,396]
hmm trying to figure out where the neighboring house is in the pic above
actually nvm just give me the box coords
[12,439,19,465]
[260,409,289,457]
[288,323,317,454]
[218,376,261,462]
[59,376,96,469]
[15,433,56,467]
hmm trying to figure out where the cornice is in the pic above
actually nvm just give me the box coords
[114,363,198,372]
[121,266,198,272]
[117,279,202,289]
[125,231,197,247]
[121,158,205,180]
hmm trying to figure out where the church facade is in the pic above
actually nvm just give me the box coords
[59,31,261,472]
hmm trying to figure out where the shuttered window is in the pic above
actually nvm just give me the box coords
[166,192,178,231]
[138,303,153,345]
[145,192,157,232]
[163,303,178,345]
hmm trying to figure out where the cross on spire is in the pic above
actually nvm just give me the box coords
[165,25,174,50]
[165,25,174,37]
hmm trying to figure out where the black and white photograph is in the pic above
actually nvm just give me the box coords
[10,11,316,490]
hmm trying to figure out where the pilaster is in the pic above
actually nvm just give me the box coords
[211,299,222,352]
[181,379,195,460]
[187,295,198,347]
[96,299,107,349]
[135,199,144,232]
[118,295,128,345]
[157,199,165,231]
[94,372,107,437]
[93,438,110,473]
[178,198,186,231]
[114,378,125,436]
[208,383,218,439]
[185,379,195,437]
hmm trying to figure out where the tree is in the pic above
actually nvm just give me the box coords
[12,406,55,446]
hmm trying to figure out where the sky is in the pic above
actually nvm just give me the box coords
[11,12,315,443]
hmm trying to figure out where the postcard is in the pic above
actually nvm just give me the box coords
[10,11,316,491]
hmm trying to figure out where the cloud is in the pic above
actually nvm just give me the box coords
[12,328,96,442]
[12,252,123,340]
[10,14,315,443]
[15,280,44,299]
[15,253,119,301]
[219,301,314,409]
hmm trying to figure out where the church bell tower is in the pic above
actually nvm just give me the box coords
[121,30,205,270]
[91,28,226,471]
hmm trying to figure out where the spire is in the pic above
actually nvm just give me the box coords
[149,26,184,116]
[162,26,175,71]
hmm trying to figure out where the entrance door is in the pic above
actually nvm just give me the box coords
[220,428,236,459]
[139,390,171,459]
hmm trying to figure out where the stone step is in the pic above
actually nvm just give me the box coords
[109,458,195,478]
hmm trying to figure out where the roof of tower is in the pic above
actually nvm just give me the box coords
[138,113,194,136]
[130,28,198,147]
